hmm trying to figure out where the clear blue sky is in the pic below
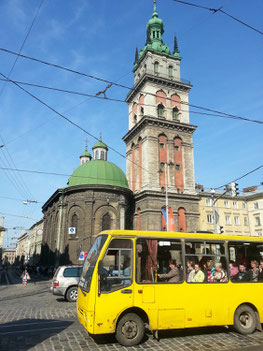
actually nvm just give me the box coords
[0,0,262,247]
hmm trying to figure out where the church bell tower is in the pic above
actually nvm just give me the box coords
[123,1,199,232]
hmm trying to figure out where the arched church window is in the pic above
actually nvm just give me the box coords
[154,61,159,74]
[157,104,164,117]
[102,213,111,231]
[172,107,179,120]
[153,31,155,39]
[168,65,173,78]
[134,114,137,123]
[95,150,99,160]
[100,151,105,160]
[71,214,78,234]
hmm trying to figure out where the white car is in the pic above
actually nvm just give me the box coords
[50,265,82,302]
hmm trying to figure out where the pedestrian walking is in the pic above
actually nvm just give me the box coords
[21,269,31,286]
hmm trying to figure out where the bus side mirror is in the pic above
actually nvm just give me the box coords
[98,260,103,276]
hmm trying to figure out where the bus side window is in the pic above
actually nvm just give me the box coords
[136,238,183,284]
[100,239,133,292]
[185,241,228,283]
[229,241,263,283]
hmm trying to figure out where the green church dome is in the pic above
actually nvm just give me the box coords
[92,140,108,150]
[80,150,91,157]
[68,160,128,188]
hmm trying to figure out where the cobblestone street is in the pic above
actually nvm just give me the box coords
[1,271,263,351]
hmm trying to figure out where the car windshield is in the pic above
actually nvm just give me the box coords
[79,234,108,292]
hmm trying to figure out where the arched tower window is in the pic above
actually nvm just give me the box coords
[174,137,184,192]
[102,213,111,231]
[154,61,159,74]
[139,95,144,116]
[95,150,99,159]
[100,150,105,160]
[157,104,164,117]
[172,107,179,120]
[178,208,186,232]
[168,65,173,78]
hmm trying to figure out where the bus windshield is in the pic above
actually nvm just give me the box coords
[79,234,108,292]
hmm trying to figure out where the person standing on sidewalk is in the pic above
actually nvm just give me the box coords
[21,269,31,286]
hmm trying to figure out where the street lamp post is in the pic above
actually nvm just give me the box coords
[164,163,169,232]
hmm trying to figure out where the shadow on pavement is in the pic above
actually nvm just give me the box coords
[0,318,73,351]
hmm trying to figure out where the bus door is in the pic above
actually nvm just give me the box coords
[184,240,228,327]
[94,238,134,334]
[135,238,186,330]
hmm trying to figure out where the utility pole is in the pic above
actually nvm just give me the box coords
[210,188,229,234]
[164,163,169,232]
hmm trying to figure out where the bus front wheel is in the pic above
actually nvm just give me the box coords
[234,305,257,334]
[115,313,145,346]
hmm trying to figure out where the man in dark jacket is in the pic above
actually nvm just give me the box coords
[232,264,250,282]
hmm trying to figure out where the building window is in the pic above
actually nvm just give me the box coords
[242,202,246,209]
[133,114,137,123]
[255,217,261,226]
[224,200,230,208]
[207,214,213,224]
[234,216,240,225]
[160,162,165,169]
[254,202,259,209]
[157,104,164,117]
[172,107,179,120]
[233,201,238,209]
[168,65,173,78]
[159,143,165,149]
[100,151,105,160]
[225,216,231,225]
[244,217,248,226]
[102,213,111,231]
[71,214,78,234]
[174,145,179,151]
[206,198,212,206]
[175,164,181,171]
[154,61,159,74]
[95,150,99,160]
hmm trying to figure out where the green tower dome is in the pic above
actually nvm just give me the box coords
[68,160,128,188]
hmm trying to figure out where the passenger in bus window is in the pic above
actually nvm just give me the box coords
[232,264,250,282]
[186,260,195,282]
[236,250,247,267]
[191,263,205,283]
[249,260,259,282]
[158,259,180,283]
[205,260,215,283]
[258,260,263,282]
[211,263,227,283]
[229,261,238,278]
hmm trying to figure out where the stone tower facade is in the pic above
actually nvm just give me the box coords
[123,3,199,232]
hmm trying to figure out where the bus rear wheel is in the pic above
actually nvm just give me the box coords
[115,313,145,346]
[234,305,257,334]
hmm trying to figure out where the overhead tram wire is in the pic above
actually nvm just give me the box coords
[171,0,263,35]
[1,77,262,126]
[0,71,155,179]
[0,211,38,221]
[214,165,263,190]
[0,48,261,124]
[1,71,132,148]
[0,0,44,202]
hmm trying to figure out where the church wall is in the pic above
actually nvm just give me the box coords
[42,186,133,265]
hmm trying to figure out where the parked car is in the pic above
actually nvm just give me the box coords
[50,265,82,302]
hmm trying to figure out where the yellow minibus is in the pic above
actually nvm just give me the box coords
[77,230,263,346]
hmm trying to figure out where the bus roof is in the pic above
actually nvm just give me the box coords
[100,230,263,242]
